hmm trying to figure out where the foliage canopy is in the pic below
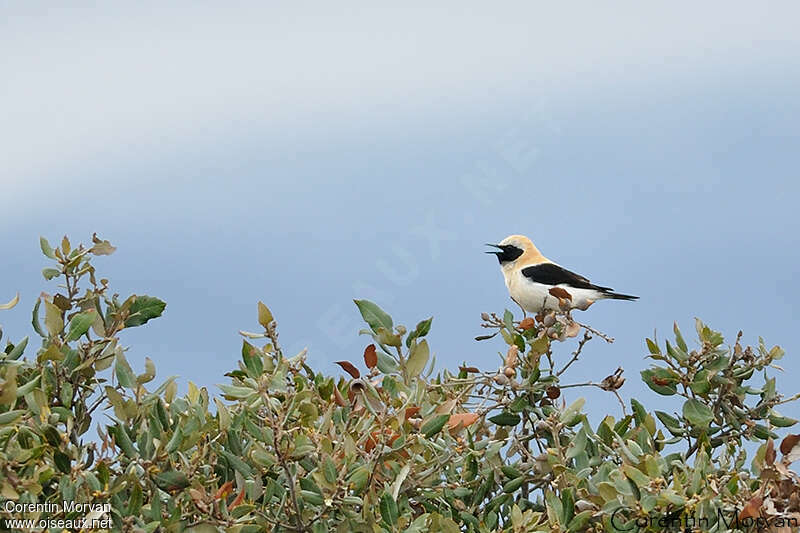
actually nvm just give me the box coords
[0,235,798,532]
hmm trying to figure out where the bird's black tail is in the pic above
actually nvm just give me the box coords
[607,292,639,301]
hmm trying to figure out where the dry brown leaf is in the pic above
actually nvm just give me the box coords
[227,489,246,511]
[363,344,377,369]
[213,481,234,501]
[780,434,800,457]
[546,386,561,399]
[766,439,776,466]
[333,385,347,407]
[335,360,361,379]
[564,321,581,338]
[404,406,421,420]
[519,317,536,330]
[447,413,480,431]
[738,495,762,521]
[505,345,519,368]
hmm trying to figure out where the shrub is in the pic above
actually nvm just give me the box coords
[0,235,798,532]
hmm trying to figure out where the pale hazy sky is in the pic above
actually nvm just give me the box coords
[2,2,799,422]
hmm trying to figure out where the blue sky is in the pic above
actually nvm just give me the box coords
[2,3,799,424]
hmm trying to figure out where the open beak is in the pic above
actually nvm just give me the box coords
[485,243,502,255]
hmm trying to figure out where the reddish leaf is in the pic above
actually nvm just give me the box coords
[363,344,377,369]
[738,496,762,521]
[459,366,480,374]
[519,317,536,330]
[213,481,234,501]
[335,360,361,379]
[365,429,399,452]
[404,406,421,420]
[765,439,776,466]
[548,287,572,301]
[227,489,245,511]
[447,412,480,431]
[780,434,800,455]
[333,385,347,407]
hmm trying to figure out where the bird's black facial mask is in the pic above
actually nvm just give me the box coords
[486,244,524,264]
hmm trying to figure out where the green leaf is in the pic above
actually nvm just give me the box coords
[323,456,337,485]
[502,308,513,328]
[154,471,190,492]
[673,322,688,353]
[7,337,28,361]
[489,412,520,427]
[689,369,711,396]
[640,368,679,396]
[124,296,166,327]
[31,298,45,337]
[375,352,398,374]
[631,398,647,425]
[568,510,593,532]
[40,236,57,259]
[353,299,393,334]
[219,384,256,400]
[44,300,64,337]
[379,492,398,526]
[421,414,450,438]
[115,353,136,389]
[257,301,274,328]
[165,426,183,453]
[666,340,687,363]
[42,268,61,280]
[137,357,156,384]
[221,449,253,477]
[0,367,16,405]
[683,398,713,427]
[560,397,586,424]
[503,476,525,493]
[406,339,430,378]
[89,235,116,255]
[376,327,402,347]
[111,424,137,458]
[54,451,71,473]
[769,413,798,428]
[566,428,587,459]
[15,375,40,398]
[405,317,433,347]
[646,338,660,355]
[0,410,26,425]
[241,340,263,377]
[65,310,95,341]
[655,411,684,436]
[38,343,64,363]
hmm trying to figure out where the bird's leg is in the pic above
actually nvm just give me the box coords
[511,296,527,318]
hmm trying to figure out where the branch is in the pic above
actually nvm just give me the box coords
[574,320,615,343]
[556,331,593,376]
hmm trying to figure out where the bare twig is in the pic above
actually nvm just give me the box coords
[556,331,593,376]
[574,320,614,343]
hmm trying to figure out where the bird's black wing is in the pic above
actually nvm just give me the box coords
[520,263,613,292]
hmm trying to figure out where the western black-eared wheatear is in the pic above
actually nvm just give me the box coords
[487,235,638,314]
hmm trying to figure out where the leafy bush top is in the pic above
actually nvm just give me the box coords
[0,235,798,532]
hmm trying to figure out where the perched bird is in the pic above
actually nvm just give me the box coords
[487,235,638,314]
